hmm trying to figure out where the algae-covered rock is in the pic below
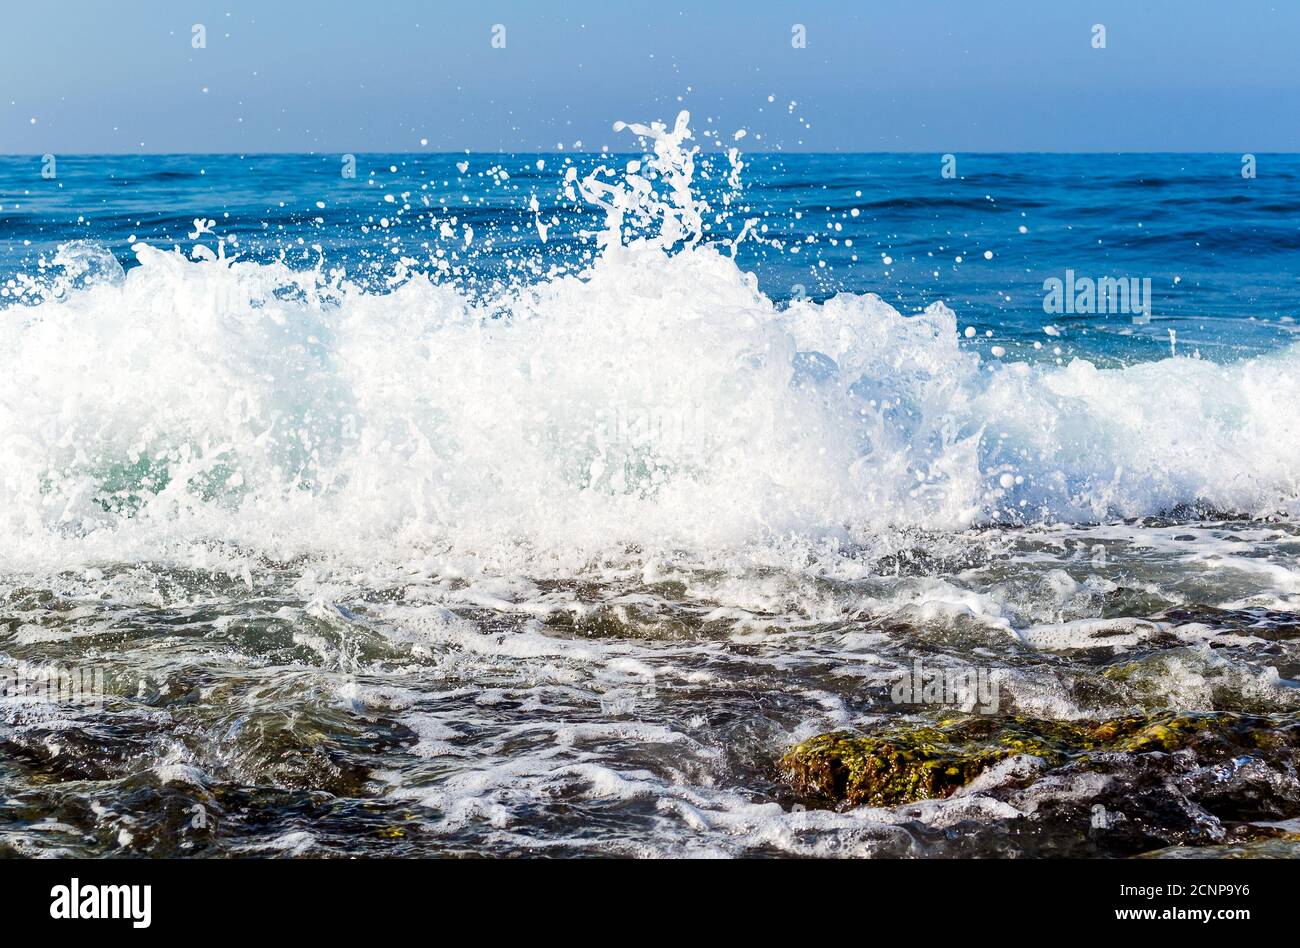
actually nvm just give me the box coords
[780,711,1300,808]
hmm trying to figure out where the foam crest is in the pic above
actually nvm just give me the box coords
[3,113,1300,575]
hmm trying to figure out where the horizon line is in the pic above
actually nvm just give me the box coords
[3,150,1297,158]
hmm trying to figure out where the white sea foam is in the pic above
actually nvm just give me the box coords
[3,113,1300,580]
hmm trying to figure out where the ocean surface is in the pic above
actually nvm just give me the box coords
[3,120,1300,856]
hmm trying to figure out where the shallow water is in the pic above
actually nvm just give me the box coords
[3,118,1300,857]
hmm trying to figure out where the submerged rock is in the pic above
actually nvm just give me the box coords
[780,711,1300,809]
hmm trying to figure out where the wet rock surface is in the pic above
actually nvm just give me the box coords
[5,519,1300,856]
[780,711,1300,856]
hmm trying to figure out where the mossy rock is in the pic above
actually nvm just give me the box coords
[780,711,1300,809]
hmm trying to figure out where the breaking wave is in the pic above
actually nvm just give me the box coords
[3,114,1300,577]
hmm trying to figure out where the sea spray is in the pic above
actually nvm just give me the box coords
[2,113,1300,579]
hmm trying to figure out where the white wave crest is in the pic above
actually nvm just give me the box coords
[3,114,1299,574]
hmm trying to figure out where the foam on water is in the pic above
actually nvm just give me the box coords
[3,112,1300,584]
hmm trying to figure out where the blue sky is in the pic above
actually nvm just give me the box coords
[2,0,1296,153]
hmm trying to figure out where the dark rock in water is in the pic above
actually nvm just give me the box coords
[780,711,1300,809]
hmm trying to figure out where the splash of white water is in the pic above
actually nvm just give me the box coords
[3,112,1300,578]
